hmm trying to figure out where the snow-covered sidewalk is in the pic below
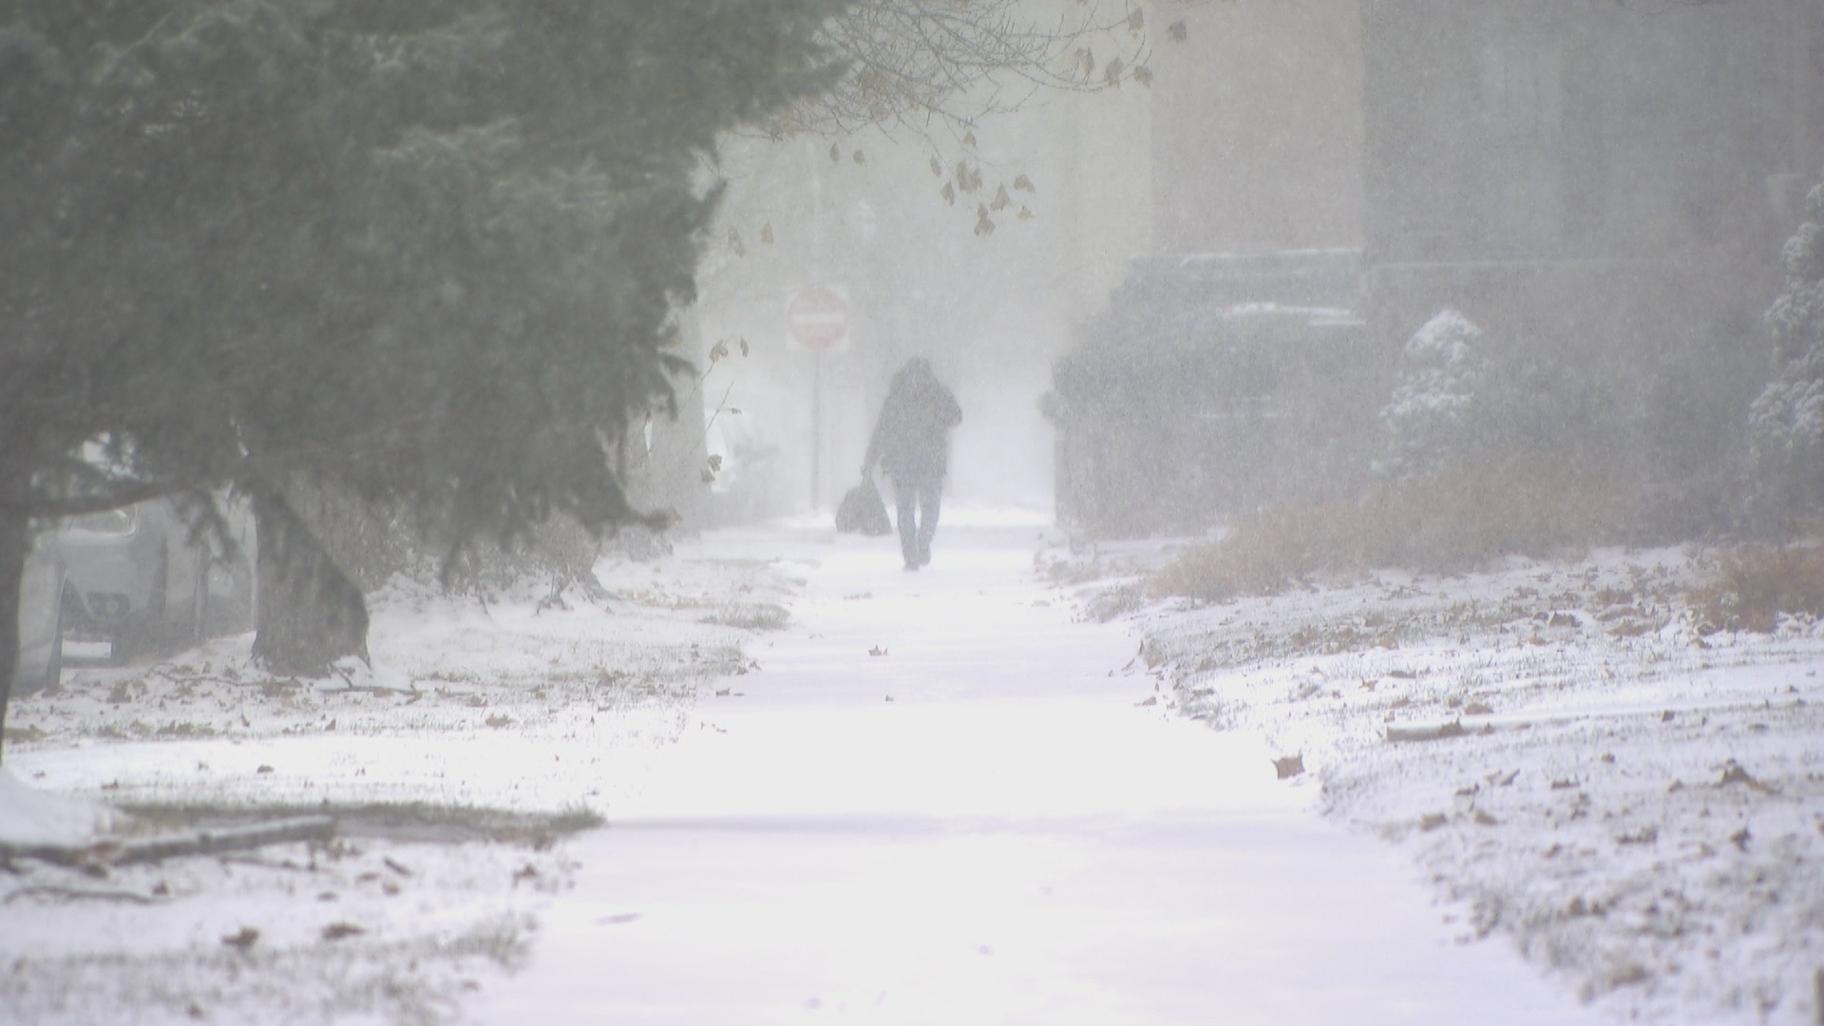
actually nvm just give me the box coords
[471,520,1604,1025]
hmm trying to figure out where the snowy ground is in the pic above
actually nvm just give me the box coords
[4,518,1818,1024]
[1098,543,1824,1025]
[1,548,789,1025]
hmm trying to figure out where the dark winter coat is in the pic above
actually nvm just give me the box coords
[864,360,962,484]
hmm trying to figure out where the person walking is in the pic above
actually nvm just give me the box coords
[861,357,962,570]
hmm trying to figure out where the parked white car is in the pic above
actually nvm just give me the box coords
[59,499,255,662]
[12,531,68,696]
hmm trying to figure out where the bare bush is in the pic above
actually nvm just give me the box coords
[1688,538,1824,633]
[1151,455,1642,602]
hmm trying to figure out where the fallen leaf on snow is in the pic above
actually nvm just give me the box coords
[221,927,259,951]
[1607,963,1651,987]
[1716,760,1774,793]
[1616,827,1658,846]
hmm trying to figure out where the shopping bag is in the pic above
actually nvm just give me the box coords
[835,477,892,536]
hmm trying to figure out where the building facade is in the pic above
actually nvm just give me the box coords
[1362,0,1824,363]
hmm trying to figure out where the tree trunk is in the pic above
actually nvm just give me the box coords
[0,509,26,766]
[248,480,368,677]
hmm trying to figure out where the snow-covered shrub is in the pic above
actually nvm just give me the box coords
[1750,171,1824,518]
[1378,309,1490,477]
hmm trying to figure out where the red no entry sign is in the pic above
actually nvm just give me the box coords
[788,285,850,352]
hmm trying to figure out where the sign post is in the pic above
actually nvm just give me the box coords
[787,285,850,354]
[788,286,850,510]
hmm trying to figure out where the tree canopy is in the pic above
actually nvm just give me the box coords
[9,0,841,525]
[0,1,845,703]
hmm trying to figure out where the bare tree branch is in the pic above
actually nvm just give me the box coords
[775,0,1163,141]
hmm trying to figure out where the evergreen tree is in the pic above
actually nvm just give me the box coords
[1378,309,1490,478]
[1750,170,1824,522]
[0,1,844,751]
